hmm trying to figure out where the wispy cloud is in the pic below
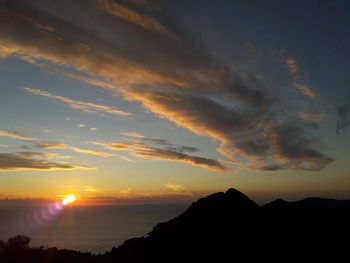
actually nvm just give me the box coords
[298,110,328,121]
[84,186,99,193]
[119,188,132,195]
[0,0,333,172]
[101,0,171,36]
[294,84,319,100]
[121,131,199,152]
[13,152,57,158]
[24,87,131,116]
[133,144,227,171]
[0,130,37,141]
[37,141,115,157]
[120,131,145,138]
[164,183,184,192]
[278,51,320,100]
[336,98,350,135]
[1,129,115,158]
[35,141,67,149]
[0,152,91,171]
[91,139,227,171]
[38,141,134,162]
[67,146,115,157]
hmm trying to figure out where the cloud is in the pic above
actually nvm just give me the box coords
[284,57,300,75]
[67,146,115,157]
[165,145,199,153]
[142,137,171,146]
[1,129,126,167]
[120,131,145,138]
[120,131,199,151]
[35,141,67,149]
[1,130,114,158]
[0,0,332,171]
[63,72,117,90]
[294,84,319,100]
[119,188,132,195]
[244,42,262,64]
[336,98,350,135]
[269,122,334,171]
[101,0,171,35]
[91,138,227,171]
[0,130,37,141]
[78,124,87,128]
[0,152,91,171]
[133,144,227,171]
[298,110,328,121]
[24,87,131,116]
[84,186,99,193]
[0,45,15,57]
[37,141,115,157]
[164,183,184,192]
[12,152,57,158]
[278,51,320,101]
[89,141,131,151]
[0,129,115,158]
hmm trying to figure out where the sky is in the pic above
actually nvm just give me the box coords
[0,0,350,204]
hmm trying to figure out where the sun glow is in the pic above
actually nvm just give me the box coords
[62,194,76,205]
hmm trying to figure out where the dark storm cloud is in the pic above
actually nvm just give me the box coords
[0,0,333,171]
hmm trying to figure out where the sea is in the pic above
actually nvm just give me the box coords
[0,204,187,253]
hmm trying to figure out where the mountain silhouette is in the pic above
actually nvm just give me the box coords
[106,188,350,262]
[1,188,350,262]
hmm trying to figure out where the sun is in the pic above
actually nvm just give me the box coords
[62,194,76,205]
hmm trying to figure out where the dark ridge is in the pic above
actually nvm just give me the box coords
[1,188,350,263]
[262,198,287,209]
[264,196,350,210]
[148,188,259,239]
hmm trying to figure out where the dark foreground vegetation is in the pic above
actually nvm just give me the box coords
[1,188,350,262]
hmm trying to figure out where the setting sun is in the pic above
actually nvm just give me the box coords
[62,194,76,205]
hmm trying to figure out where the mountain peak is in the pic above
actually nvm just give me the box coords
[224,188,260,209]
[225,188,241,195]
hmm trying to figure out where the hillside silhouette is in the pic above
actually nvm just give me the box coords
[1,188,350,262]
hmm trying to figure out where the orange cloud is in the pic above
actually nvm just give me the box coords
[24,87,131,116]
[298,111,328,120]
[120,131,145,138]
[164,183,184,192]
[91,139,227,171]
[0,130,37,141]
[100,0,171,35]
[0,153,91,171]
[89,141,130,151]
[0,0,332,172]
[37,141,115,157]
[35,142,67,149]
[294,84,319,100]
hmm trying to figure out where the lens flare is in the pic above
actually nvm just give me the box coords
[62,194,76,205]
